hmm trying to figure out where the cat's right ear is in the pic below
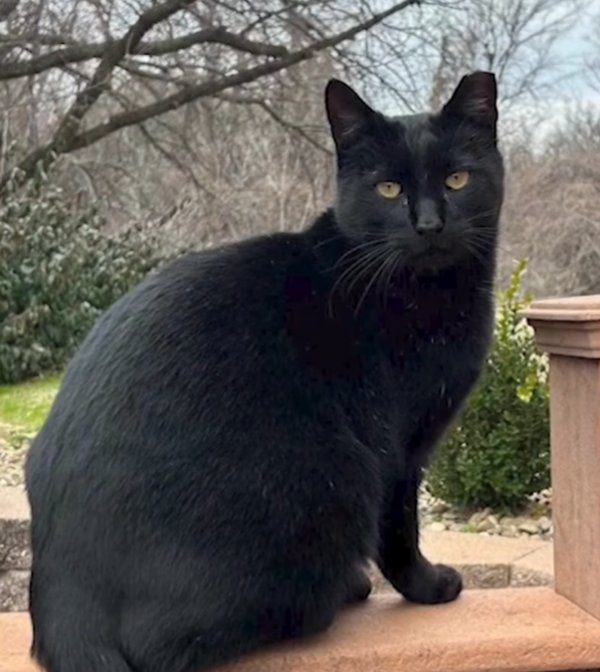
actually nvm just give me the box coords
[325,79,376,148]
[441,71,498,131]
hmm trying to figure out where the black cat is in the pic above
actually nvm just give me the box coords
[26,71,503,672]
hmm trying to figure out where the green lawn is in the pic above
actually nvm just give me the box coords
[0,374,61,437]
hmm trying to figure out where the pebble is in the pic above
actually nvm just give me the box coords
[538,516,552,533]
[475,518,496,533]
[501,525,519,538]
[419,484,553,541]
[518,521,540,535]
[441,511,459,521]
[469,508,493,526]
[429,500,450,514]
[0,437,28,487]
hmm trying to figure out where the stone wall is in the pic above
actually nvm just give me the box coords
[0,489,29,612]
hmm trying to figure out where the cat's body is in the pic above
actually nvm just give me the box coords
[26,73,503,672]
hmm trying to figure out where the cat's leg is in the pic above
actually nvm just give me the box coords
[120,581,342,672]
[377,470,462,604]
[343,565,372,604]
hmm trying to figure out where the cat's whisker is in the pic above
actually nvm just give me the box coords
[333,238,391,269]
[382,250,404,306]
[353,247,396,317]
[336,243,390,286]
[314,233,344,250]
[331,247,384,295]
[328,245,389,316]
[343,248,391,297]
[464,231,512,258]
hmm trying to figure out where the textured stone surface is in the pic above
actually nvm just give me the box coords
[0,489,30,573]
[0,571,28,612]
[511,545,554,588]
[458,563,510,589]
[0,489,31,613]
[0,520,30,571]
[3,588,600,672]
[510,566,553,588]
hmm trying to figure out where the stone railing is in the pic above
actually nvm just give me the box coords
[1,294,600,672]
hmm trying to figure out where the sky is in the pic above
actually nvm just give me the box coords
[367,0,600,145]
[530,0,600,139]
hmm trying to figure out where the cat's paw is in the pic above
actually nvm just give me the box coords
[399,562,462,605]
[344,568,372,604]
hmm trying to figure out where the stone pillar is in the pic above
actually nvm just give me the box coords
[523,295,600,620]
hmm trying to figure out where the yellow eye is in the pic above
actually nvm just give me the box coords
[445,171,470,190]
[376,181,402,199]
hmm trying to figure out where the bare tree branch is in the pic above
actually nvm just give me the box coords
[0,27,288,80]
[0,0,18,21]
[218,92,332,154]
[2,0,421,191]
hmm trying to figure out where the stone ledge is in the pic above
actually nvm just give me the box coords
[2,589,600,672]
[217,588,600,672]
[0,488,28,520]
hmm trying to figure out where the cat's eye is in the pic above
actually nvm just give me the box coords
[445,171,470,190]
[376,181,402,199]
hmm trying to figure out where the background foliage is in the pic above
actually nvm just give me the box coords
[0,178,164,383]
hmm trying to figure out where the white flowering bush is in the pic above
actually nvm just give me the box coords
[428,260,550,511]
[0,178,164,383]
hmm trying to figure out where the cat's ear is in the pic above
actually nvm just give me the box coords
[442,71,498,130]
[325,79,376,147]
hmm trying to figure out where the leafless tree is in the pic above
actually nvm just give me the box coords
[427,0,581,129]
[0,0,592,270]
[587,6,600,93]
[0,0,433,193]
[500,107,600,297]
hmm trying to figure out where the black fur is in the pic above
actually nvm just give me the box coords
[26,72,503,672]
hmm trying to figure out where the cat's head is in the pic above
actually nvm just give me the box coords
[325,72,504,273]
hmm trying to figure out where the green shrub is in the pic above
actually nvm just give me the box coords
[427,260,550,512]
[0,178,164,383]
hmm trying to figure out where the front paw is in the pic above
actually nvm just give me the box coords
[398,562,462,605]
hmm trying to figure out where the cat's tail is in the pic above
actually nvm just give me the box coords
[32,639,135,672]
[29,573,135,672]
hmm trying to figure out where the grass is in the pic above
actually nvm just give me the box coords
[0,374,61,437]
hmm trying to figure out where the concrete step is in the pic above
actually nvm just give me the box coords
[1,588,599,672]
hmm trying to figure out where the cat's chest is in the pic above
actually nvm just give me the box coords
[358,308,490,457]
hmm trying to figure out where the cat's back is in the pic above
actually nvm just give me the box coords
[27,231,312,475]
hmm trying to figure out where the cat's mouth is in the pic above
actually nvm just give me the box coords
[408,240,457,270]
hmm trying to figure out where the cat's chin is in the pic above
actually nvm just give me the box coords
[406,248,460,274]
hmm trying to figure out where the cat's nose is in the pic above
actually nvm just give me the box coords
[414,199,444,235]
[415,217,444,234]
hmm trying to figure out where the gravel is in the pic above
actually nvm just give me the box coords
[419,485,553,541]
[0,437,29,487]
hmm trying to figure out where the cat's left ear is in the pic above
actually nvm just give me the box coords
[325,79,377,147]
[442,71,498,132]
